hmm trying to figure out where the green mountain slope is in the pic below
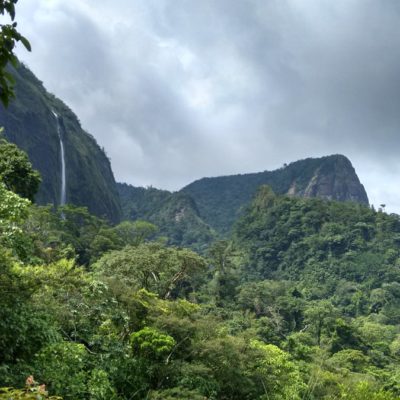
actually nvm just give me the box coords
[0,64,121,222]
[117,183,216,251]
[181,154,369,234]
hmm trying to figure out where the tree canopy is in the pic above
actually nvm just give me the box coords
[1,146,400,398]
[0,0,31,106]
[0,137,41,201]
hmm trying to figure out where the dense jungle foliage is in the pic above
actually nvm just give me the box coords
[2,141,400,399]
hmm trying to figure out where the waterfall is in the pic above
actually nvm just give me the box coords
[52,111,66,206]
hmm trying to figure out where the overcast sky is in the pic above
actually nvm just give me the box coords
[14,0,400,212]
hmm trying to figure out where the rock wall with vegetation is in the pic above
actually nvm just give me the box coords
[0,64,121,222]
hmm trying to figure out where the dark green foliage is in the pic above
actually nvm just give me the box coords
[0,137,40,200]
[117,183,171,220]
[21,204,158,265]
[148,387,205,400]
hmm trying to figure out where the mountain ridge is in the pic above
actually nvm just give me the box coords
[118,154,369,249]
[180,154,369,234]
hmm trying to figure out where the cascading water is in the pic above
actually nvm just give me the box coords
[52,111,66,206]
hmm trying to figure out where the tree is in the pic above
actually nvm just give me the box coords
[0,180,29,253]
[93,243,206,299]
[249,340,304,399]
[304,300,339,346]
[0,137,41,201]
[112,220,157,246]
[208,240,239,305]
[34,342,87,400]
[0,0,31,106]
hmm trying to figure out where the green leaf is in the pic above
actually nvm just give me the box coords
[19,35,31,51]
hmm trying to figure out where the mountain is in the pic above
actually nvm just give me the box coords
[118,154,368,248]
[181,154,369,234]
[0,64,121,222]
[117,183,216,252]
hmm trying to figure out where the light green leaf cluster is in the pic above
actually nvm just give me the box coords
[0,182,29,247]
[130,327,175,360]
[250,340,304,400]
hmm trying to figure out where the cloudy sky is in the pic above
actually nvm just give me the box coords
[14,0,400,212]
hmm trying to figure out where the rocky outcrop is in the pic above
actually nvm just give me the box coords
[286,155,369,204]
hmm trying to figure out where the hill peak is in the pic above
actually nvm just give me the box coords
[181,154,369,234]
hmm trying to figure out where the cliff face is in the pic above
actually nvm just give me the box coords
[0,64,121,222]
[181,155,369,234]
[284,155,369,204]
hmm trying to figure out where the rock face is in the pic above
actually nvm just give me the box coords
[0,64,121,222]
[181,155,369,234]
[285,155,369,203]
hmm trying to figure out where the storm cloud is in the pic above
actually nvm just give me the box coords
[15,0,400,211]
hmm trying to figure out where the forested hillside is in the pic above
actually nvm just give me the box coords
[117,183,216,252]
[2,138,400,400]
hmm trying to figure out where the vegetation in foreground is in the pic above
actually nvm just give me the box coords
[1,140,400,399]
